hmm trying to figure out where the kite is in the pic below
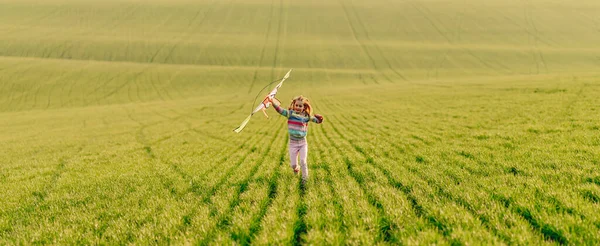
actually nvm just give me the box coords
[233,69,292,133]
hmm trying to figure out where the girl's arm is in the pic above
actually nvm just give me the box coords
[270,98,289,117]
[311,114,324,124]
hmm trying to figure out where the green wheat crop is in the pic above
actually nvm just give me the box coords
[1,0,599,244]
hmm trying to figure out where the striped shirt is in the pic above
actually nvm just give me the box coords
[274,104,320,140]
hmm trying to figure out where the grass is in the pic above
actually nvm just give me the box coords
[1,0,600,244]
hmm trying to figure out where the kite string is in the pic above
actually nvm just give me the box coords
[249,77,284,114]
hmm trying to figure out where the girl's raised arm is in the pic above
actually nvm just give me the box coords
[270,98,289,117]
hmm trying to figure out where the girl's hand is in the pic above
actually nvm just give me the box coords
[264,97,274,105]
[271,97,281,105]
[315,114,324,123]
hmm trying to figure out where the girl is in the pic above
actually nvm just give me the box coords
[268,95,323,183]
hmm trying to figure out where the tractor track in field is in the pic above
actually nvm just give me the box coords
[290,175,308,246]
[405,0,451,44]
[318,121,403,244]
[524,0,548,75]
[0,4,64,37]
[124,96,248,160]
[0,64,37,111]
[163,1,220,64]
[389,0,496,86]
[402,163,514,244]
[51,3,141,62]
[162,66,187,100]
[119,102,275,207]
[149,0,218,64]
[429,8,464,81]
[185,119,274,179]
[0,54,399,77]
[406,0,513,75]
[288,93,596,244]
[134,68,175,105]
[2,76,34,111]
[328,117,509,242]
[0,60,28,74]
[229,136,287,245]
[79,70,128,106]
[270,0,287,78]
[247,0,276,94]
[347,1,409,83]
[338,0,381,82]
[0,64,20,97]
[0,70,25,111]
[198,130,285,244]
[129,72,140,103]
[57,69,117,107]
[117,6,176,63]
[31,74,45,109]
[443,148,592,242]
[123,97,215,155]
[541,79,587,126]
[11,80,32,111]
[4,63,87,111]
[338,0,399,84]
[91,66,150,105]
[193,0,236,66]
[55,3,147,61]
[102,3,143,34]
[491,193,568,245]
[55,36,75,61]
[202,126,281,215]
[322,98,583,244]
[315,98,418,243]
[319,99,514,243]
[312,129,356,243]
[134,107,227,145]
[60,63,102,108]
[319,114,456,243]
[494,8,555,48]
[123,106,163,157]
[123,107,200,202]
[148,67,172,102]
[189,124,282,243]
[55,63,95,108]
[532,190,588,222]
[132,103,220,145]
[26,83,43,110]
[183,101,273,176]
[164,119,273,195]
[128,68,185,105]
[0,146,84,231]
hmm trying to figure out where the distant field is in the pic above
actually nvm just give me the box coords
[1,0,599,244]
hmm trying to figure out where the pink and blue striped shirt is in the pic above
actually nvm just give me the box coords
[273,104,321,140]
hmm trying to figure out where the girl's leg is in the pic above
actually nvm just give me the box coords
[288,141,300,170]
[298,140,308,180]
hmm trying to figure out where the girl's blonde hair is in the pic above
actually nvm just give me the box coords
[288,95,312,116]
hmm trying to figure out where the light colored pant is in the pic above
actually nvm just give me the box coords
[289,138,308,179]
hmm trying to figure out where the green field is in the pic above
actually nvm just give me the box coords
[1,0,600,244]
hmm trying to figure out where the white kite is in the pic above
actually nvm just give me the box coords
[233,69,292,133]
